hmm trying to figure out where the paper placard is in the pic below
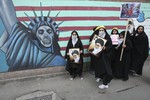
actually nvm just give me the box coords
[110,34,119,45]
[120,3,141,18]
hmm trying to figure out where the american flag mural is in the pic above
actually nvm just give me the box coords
[14,0,128,62]
[0,0,150,72]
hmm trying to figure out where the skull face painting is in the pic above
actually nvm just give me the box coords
[36,25,54,47]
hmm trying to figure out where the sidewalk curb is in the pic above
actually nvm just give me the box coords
[0,66,67,83]
[0,62,90,82]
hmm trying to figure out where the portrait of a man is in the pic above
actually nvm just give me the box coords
[69,48,80,63]
[88,35,107,56]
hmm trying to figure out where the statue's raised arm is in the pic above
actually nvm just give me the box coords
[0,0,18,34]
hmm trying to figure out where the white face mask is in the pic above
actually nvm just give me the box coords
[72,35,77,40]
[99,31,105,38]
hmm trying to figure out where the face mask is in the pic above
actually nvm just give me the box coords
[72,35,77,40]
[99,31,105,38]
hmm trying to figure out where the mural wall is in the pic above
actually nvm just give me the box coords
[0,0,150,72]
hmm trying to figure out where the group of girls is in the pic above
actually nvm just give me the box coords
[110,25,149,81]
[64,24,149,89]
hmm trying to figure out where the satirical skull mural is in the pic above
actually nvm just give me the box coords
[0,0,66,71]
[36,25,54,47]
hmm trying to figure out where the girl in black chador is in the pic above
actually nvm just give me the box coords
[110,27,119,73]
[113,31,133,81]
[65,31,84,80]
[130,25,149,76]
[90,26,113,89]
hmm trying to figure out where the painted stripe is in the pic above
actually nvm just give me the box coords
[59,21,127,27]
[16,11,120,17]
[21,20,127,27]
[58,30,125,37]
[58,40,89,47]
[59,36,90,41]
[13,0,122,7]
[21,23,126,31]
[58,26,126,31]
[60,45,89,51]
[15,6,120,11]
[59,30,93,37]
[18,17,126,21]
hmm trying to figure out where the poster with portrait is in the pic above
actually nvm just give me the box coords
[69,48,80,63]
[120,3,141,18]
[110,34,119,45]
[88,35,107,57]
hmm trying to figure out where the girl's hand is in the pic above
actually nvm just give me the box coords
[103,46,106,50]
[122,44,126,48]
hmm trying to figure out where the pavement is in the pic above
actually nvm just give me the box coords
[0,60,150,100]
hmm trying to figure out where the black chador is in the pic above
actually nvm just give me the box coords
[130,25,149,75]
[92,26,113,86]
[110,28,119,73]
[113,31,133,81]
[65,31,84,79]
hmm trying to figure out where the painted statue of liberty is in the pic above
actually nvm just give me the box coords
[0,0,66,71]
